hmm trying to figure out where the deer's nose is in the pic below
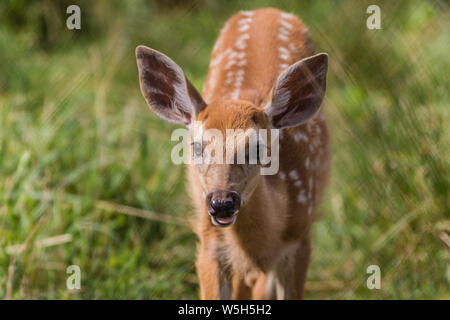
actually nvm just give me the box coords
[206,191,240,217]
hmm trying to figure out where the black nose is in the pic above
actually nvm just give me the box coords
[206,191,240,217]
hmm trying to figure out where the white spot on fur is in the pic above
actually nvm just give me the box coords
[230,68,245,99]
[288,43,299,54]
[211,22,230,54]
[236,33,250,50]
[228,50,237,59]
[297,189,307,204]
[236,69,245,79]
[305,156,310,169]
[230,90,240,100]
[279,27,290,35]
[240,11,254,17]
[308,177,314,200]
[225,26,250,100]
[238,24,250,32]
[294,180,302,187]
[313,157,321,169]
[278,33,289,42]
[238,18,253,25]
[281,12,295,20]
[205,48,234,101]
[236,59,247,67]
[226,70,234,77]
[210,48,232,67]
[279,171,286,181]
[289,170,299,180]
[280,20,293,30]
[236,42,247,50]
[279,63,289,69]
[225,59,237,69]
[294,131,309,143]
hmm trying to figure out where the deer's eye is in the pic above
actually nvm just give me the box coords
[193,142,203,157]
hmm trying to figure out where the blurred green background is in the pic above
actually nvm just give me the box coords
[0,0,448,299]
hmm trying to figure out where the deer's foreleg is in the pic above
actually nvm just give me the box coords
[196,243,232,299]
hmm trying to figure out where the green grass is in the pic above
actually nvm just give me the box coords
[0,0,448,299]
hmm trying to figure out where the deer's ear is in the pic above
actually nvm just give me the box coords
[264,53,328,129]
[136,45,206,126]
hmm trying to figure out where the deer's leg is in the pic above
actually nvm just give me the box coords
[289,234,311,299]
[231,274,252,299]
[252,272,276,299]
[196,244,232,300]
[273,234,311,300]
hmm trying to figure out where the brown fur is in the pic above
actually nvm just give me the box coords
[136,8,330,300]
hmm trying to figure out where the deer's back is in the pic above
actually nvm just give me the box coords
[203,8,315,105]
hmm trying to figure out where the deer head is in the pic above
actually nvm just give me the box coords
[136,45,328,227]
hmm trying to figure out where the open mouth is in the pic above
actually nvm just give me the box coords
[210,214,237,227]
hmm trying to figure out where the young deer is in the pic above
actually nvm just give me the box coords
[136,8,330,299]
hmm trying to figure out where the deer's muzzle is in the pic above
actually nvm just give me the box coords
[206,191,240,227]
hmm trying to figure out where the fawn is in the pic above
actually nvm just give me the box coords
[136,8,330,299]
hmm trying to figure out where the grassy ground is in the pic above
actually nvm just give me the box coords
[0,0,448,299]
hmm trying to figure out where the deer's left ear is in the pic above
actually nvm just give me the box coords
[264,53,328,129]
[136,45,206,126]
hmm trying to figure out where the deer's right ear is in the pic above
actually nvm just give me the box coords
[264,53,328,129]
[136,45,206,126]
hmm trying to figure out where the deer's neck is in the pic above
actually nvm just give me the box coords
[215,176,288,270]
